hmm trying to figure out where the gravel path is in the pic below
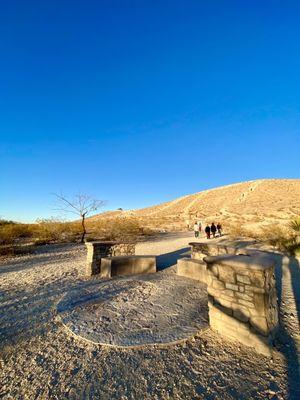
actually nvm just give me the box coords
[0,233,298,399]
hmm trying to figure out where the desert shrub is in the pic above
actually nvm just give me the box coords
[0,223,34,245]
[289,217,300,233]
[227,218,300,256]
[34,218,81,243]
[0,215,156,248]
[226,223,253,238]
[260,220,300,256]
[0,219,16,226]
[87,217,153,241]
[143,216,173,231]
[0,218,83,246]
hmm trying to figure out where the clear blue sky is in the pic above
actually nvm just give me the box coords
[1,1,299,222]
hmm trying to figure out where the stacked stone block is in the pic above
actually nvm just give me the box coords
[189,242,243,260]
[204,253,278,355]
[85,241,136,276]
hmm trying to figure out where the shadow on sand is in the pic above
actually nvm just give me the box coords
[273,253,300,400]
[156,247,190,271]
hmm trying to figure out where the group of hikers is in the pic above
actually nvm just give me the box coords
[193,221,222,239]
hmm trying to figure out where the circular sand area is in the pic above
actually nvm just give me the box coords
[57,273,208,346]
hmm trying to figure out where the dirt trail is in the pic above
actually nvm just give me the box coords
[236,180,263,203]
[0,235,299,399]
[143,195,190,216]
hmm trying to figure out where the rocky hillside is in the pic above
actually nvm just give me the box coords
[92,179,300,231]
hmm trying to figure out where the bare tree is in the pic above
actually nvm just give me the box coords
[53,193,105,243]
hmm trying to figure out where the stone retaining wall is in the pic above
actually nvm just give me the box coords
[85,241,136,276]
[205,253,278,355]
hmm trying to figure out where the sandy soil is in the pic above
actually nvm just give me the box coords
[57,273,208,347]
[0,233,299,399]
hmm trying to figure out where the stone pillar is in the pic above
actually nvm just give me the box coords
[85,241,136,276]
[204,253,278,355]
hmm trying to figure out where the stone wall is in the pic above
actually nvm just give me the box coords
[85,241,136,276]
[189,242,245,260]
[205,253,278,355]
[100,256,156,278]
[176,258,207,284]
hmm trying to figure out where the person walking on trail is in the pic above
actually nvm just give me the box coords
[211,222,217,238]
[194,221,200,238]
[205,224,211,239]
[217,222,222,236]
[198,221,202,233]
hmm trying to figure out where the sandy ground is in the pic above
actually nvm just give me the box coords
[57,273,208,347]
[0,232,299,399]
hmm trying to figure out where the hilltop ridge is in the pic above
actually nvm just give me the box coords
[92,179,300,230]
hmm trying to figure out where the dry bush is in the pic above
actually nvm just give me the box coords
[260,224,289,245]
[260,221,300,256]
[226,218,300,256]
[144,216,174,231]
[34,219,82,243]
[0,223,34,245]
[289,217,300,233]
[87,217,153,241]
[0,216,153,249]
[226,223,253,238]
[0,219,16,226]
[0,219,82,246]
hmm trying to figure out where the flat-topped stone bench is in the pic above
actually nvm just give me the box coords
[176,258,207,284]
[100,256,157,278]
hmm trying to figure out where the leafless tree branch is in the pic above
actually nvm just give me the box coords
[53,193,105,242]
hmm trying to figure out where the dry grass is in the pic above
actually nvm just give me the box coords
[227,217,300,256]
[0,217,154,254]
[34,218,81,244]
[226,222,255,238]
[0,222,34,245]
[87,217,153,241]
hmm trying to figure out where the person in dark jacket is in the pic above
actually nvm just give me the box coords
[205,224,211,239]
[217,222,222,236]
[211,222,217,238]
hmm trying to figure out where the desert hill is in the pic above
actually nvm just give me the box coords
[92,179,300,231]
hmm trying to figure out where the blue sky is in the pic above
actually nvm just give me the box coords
[1,0,299,222]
